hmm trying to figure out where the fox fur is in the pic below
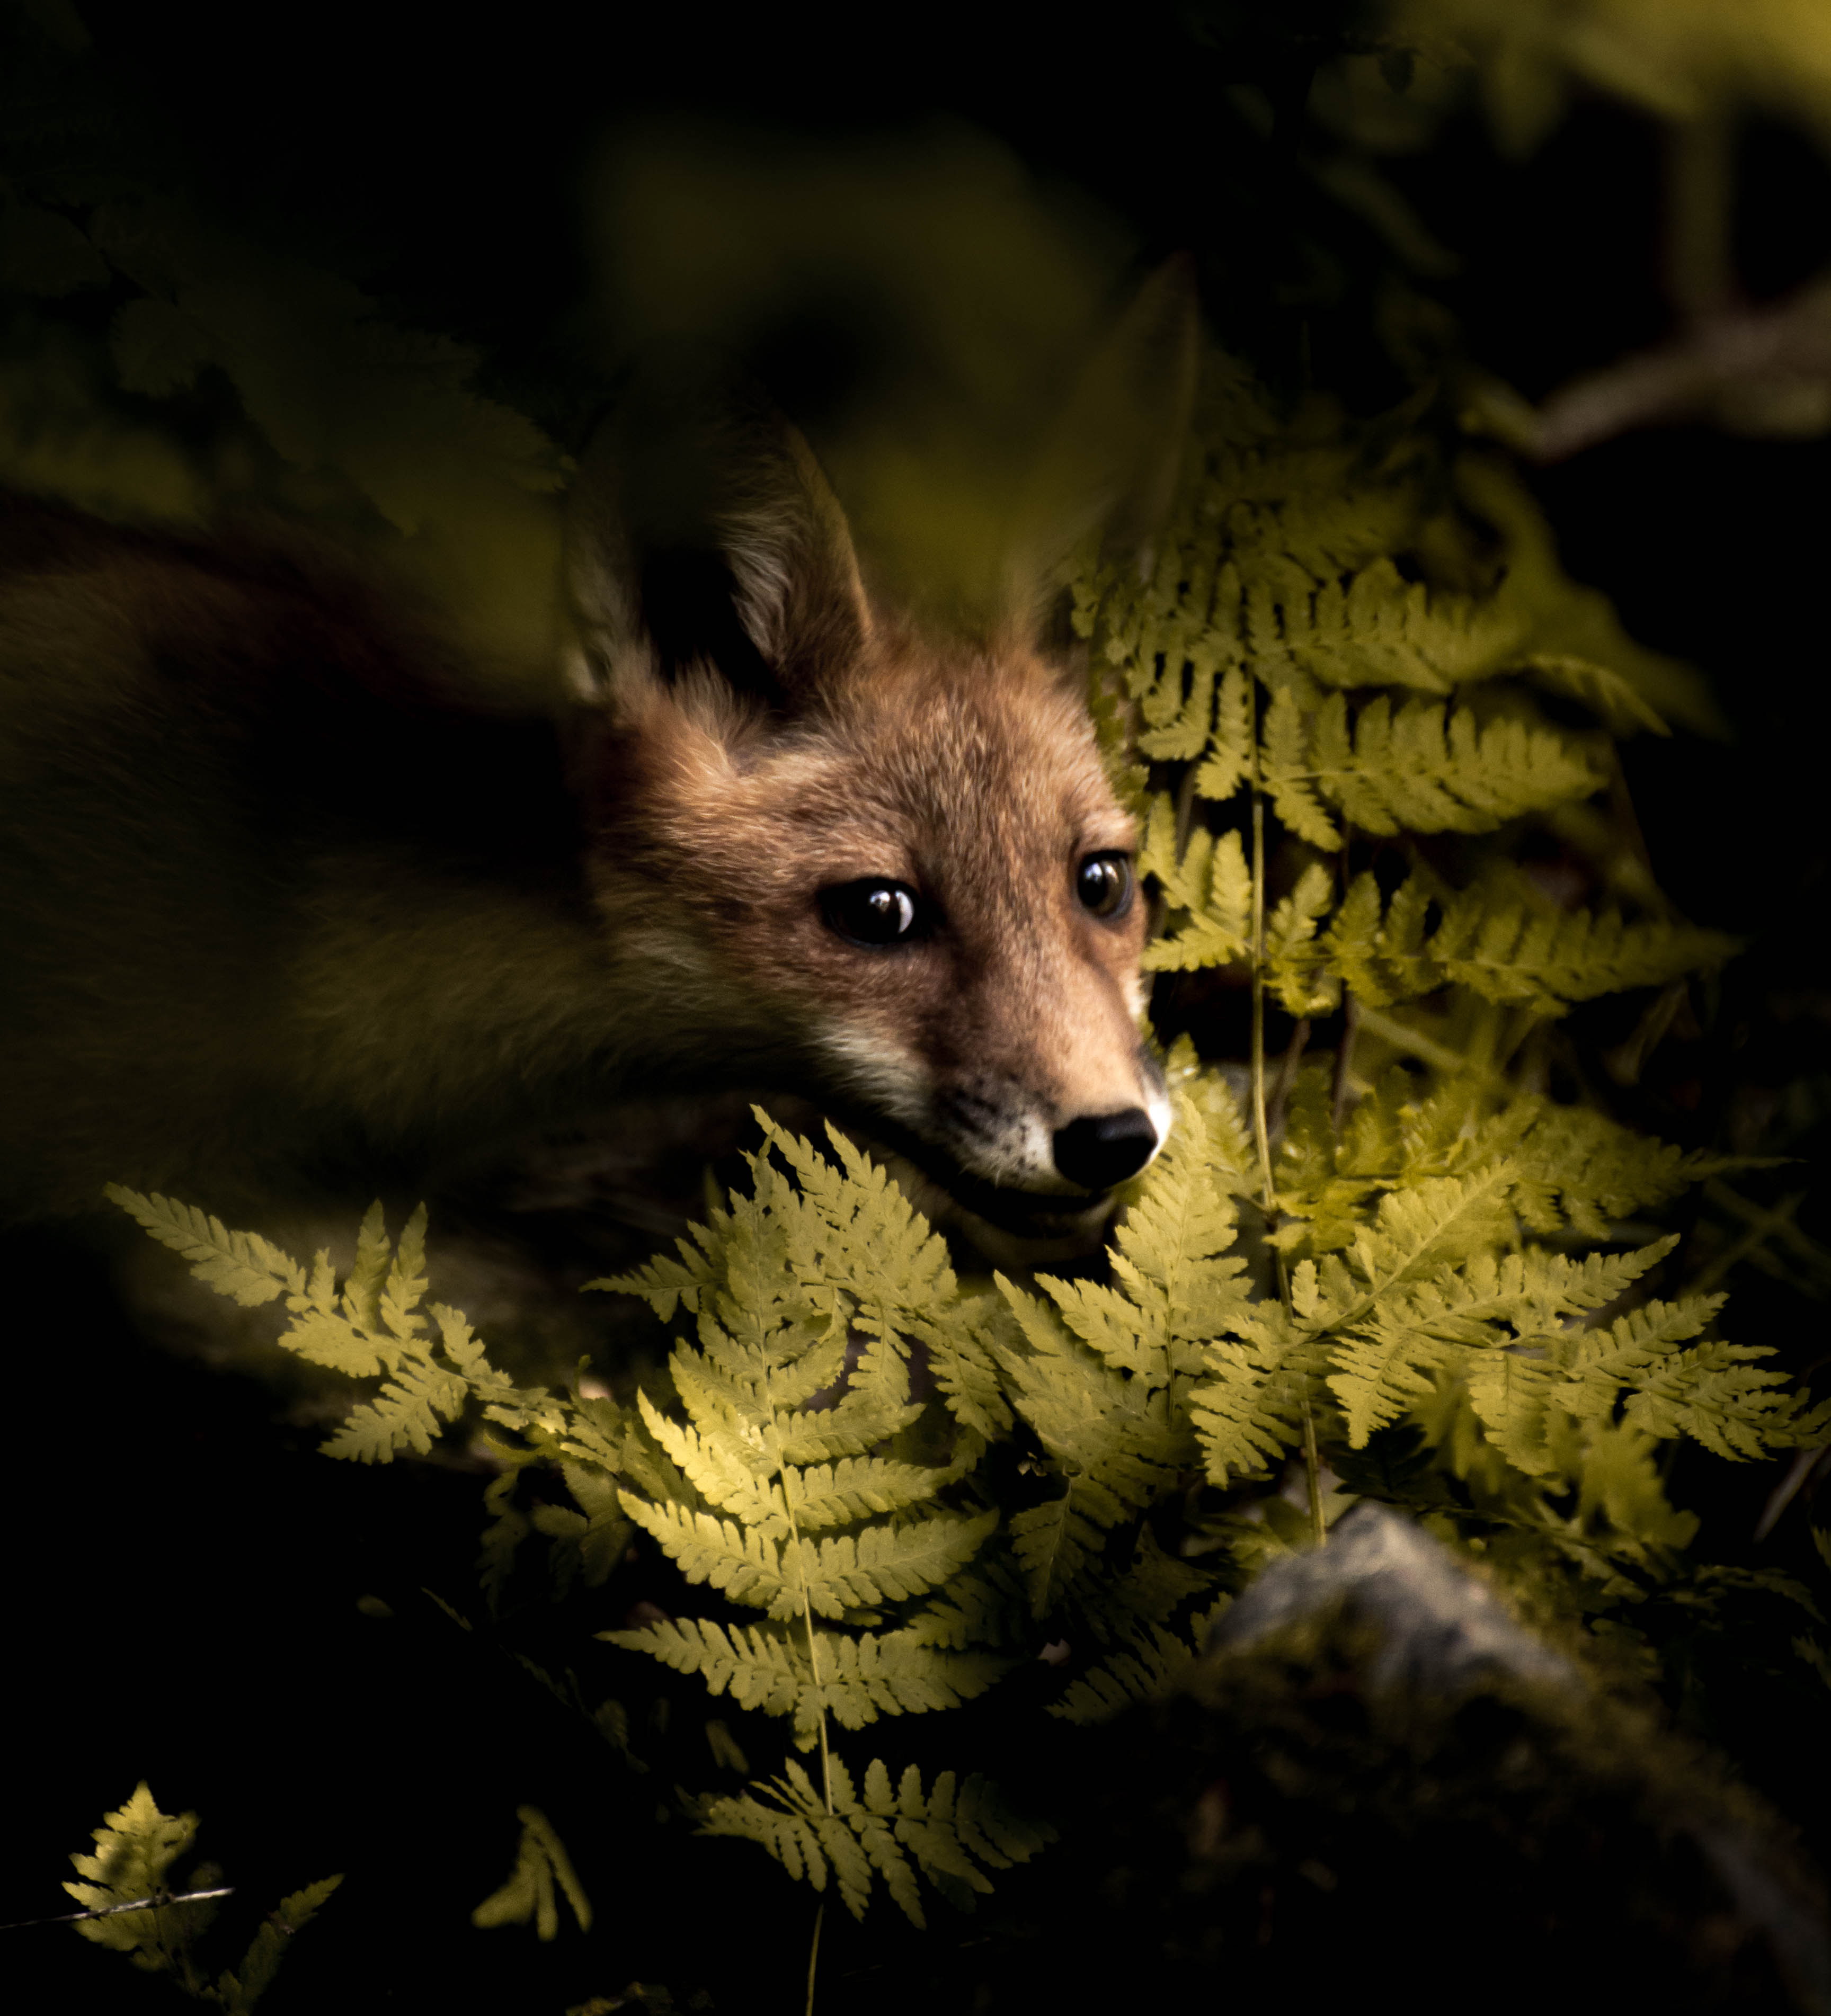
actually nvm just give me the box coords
[0,281,1195,1238]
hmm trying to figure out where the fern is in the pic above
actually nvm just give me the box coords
[1139,796,1252,972]
[1303,691,1605,834]
[64,1783,337,2011]
[1050,1591,1234,1724]
[699,1757,1053,1928]
[470,1806,592,1940]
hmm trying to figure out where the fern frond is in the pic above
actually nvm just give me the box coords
[470,1806,591,1940]
[1139,796,1252,973]
[1033,1089,1252,1382]
[1048,1623,1193,1724]
[104,1187,304,1306]
[211,1877,341,2016]
[602,1616,807,1724]
[1625,1343,1828,1460]
[787,1452,971,1531]
[1305,691,1603,833]
[700,1759,1052,1928]
[1188,1322,1317,1486]
[815,1629,1012,1735]
[899,1562,1029,1649]
[320,1354,470,1464]
[1193,663,1255,802]
[1008,1489,1109,1618]
[1322,1235,1669,1454]
[1321,867,1737,1015]
[1261,681,1340,849]
[603,1617,1009,1749]
[65,1782,202,1960]
[1072,1526,1221,1647]
[1521,652,1669,736]
[788,1509,1001,1620]
[1265,861,1342,1014]
[1551,1414,1701,1551]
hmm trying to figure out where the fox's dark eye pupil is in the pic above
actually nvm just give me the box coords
[821,879,919,948]
[1077,853,1132,920]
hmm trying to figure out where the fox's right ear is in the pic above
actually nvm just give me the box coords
[562,353,872,720]
[1001,256,1202,646]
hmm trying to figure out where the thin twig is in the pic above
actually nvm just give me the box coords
[0,1888,233,1934]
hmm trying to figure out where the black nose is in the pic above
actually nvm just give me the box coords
[1052,1108,1159,1191]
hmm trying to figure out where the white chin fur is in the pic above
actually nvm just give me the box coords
[814,1029,1176,1196]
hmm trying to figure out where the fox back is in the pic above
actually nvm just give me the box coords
[0,289,1194,1235]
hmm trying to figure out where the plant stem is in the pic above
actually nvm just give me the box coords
[772,1372,832,2012]
[805,1900,826,2016]
[1250,789,1274,1210]
[1250,729,1325,1548]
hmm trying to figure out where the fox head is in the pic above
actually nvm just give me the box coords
[563,270,1197,1241]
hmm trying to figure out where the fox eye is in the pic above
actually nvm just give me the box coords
[1076,852,1133,920]
[820,879,921,948]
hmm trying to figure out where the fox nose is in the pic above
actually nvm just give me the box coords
[1052,1108,1159,1191]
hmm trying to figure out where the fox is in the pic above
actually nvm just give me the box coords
[0,275,1196,1249]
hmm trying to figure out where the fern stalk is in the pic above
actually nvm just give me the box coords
[1250,714,1326,1548]
[768,1362,833,2016]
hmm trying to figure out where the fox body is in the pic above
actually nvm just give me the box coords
[0,342,1183,1235]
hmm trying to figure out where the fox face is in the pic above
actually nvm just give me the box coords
[0,270,1194,1233]
[565,295,1197,1236]
[586,634,1168,1236]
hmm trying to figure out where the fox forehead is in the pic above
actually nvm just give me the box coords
[608,642,1132,909]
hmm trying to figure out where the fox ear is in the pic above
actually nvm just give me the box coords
[563,354,871,715]
[1001,255,1201,645]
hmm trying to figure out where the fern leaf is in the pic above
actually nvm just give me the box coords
[617,1496,794,1614]
[1323,868,1736,1016]
[1552,1414,1700,1550]
[606,1617,1009,1750]
[1048,1622,1193,1724]
[918,1296,1015,1440]
[212,1876,341,2016]
[815,1629,1011,1736]
[1521,652,1669,736]
[1008,1489,1108,1617]
[1189,1318,1316,1486]
[1193,663,1256,802]
[1265,861,1342,1014]
[1139,796,1252,973]
[787,1451,968,1531]
[789,1509,1000,1620]
[470,1806,591,1940]
[899,1563,1029,1649]
[65,1782,202,1960]
[340,1200,391,1330]
[319,1353,469,1464]
[1306,691,1603,834]
[601,1617,807,1723]
[1260,681,1340,849]
[1624,1342,1821,1460]
[703,1759,1051,1928]
[104,1187,303,1305]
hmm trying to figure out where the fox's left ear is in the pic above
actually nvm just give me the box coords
[563,351,872,718]
[1001,256,1202,647]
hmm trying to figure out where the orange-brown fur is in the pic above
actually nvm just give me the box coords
[0,363,1172,1234]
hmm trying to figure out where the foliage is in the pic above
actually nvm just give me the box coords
[104,345,1830,2004]
[699,1758,1053,1929]
[64,1782,337,2012]
[472,1807,593,1941]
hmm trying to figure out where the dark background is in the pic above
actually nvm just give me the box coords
[6,2,1830,2008]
